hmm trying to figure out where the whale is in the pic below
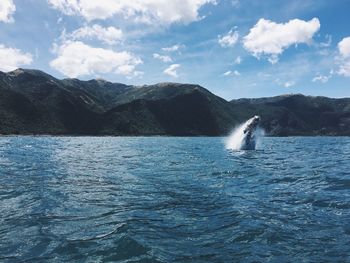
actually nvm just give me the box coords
[241,115,260,150]
[225,115,262,150]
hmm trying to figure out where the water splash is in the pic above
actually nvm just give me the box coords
[225,116,264,150]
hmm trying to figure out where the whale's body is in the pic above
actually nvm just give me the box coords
[225,115,261,150]
[240,115,260,150]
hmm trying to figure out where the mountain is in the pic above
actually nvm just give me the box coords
[0,69,238,136]
[0,68,349,136]
[230,94,350,136]
[61,78,133,111]
[100,83,239,135]
[0,69,101,134]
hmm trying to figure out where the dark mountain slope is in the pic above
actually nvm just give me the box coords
[0,69,239,135]
[231,94,350,136]
[101,87,238,135]
[61,78,133,111]
[0,68,349,136]
[0,86,40,134]
[111,83,205,105]
[0,69,101,134]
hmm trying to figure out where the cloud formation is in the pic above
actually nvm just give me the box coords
[337,37,350,77]
[153,53,172,63]
[275,79,296,88]
[312,74,330,83]
[69,24,123,45]
[218,29,239,47]
[243,18,320,63]
[338,37,350,58]
[50,41,142,77]
[162,44,184,52]
[164,64,180,77]
[48,0,216,25]
[0,0,15,23]
[223,70,240,76]
[233,56,241,65]
[338,61,350,77]
[284,81,295,88]
[0,44,33,71]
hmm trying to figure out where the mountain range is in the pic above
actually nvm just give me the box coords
[0,68,349,136]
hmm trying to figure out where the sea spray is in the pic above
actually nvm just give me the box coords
[225,116,264,150]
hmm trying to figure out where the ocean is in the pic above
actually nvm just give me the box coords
[0,136,349,262]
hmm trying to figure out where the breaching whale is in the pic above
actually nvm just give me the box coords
[241,115,260,150]
[225,115,261,150]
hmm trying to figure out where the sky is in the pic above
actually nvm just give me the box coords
[0,0,349,100]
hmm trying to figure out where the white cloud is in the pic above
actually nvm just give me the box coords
[275,79,296,88]
[223,70,240,76]
[57,17,63,24]
[162,44,184,52]
[164,64,180,77]
[48,0,80,16]
[337,37,350,77]
[132,71,144,78]
[50,41,142,78]
[284,81,295,88]
[338,37,350,58]
[243,18,320,63]
[338,61,350,77]
[267,56,279,64]
[233,56,241,65]
[312,74,330,83]
[319,34,332,48]
[218,29,239,47]
[0,0,15,23]
[0,44,33,72]
[69,24,123,45]
[47,0,216,25]
[233,70,240,76]
[153,53,172,63]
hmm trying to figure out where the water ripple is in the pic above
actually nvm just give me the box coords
[0,136,349,262]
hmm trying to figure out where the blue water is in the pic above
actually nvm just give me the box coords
[0,137,350,262]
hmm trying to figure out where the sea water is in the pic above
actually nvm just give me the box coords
[0,136,349,262]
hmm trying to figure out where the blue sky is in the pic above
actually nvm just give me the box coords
[0,0,349,99]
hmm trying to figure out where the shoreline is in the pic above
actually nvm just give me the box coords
[0,134,349,138]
